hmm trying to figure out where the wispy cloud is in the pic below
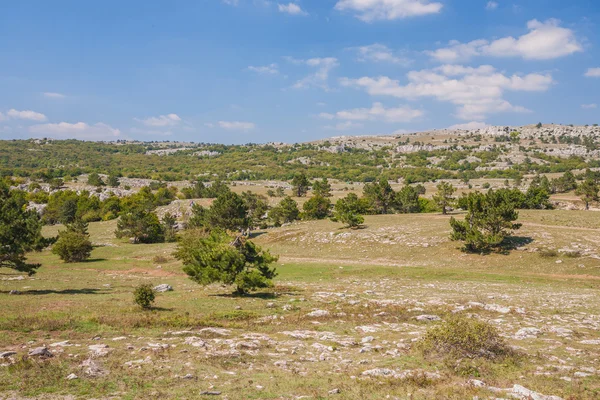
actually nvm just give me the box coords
[135,113,182,127]
[43,92,66,99]
[334,0,443,22]
[278,3,308,15]
[584,68,600,78]
[30,122,121,140]
[247,63,279,74]
[7,109,47,121]
[217,121,256,131]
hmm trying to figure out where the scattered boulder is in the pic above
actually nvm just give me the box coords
[514,327,542,340]
[66,373,78,380]
[306,310,330,318]
[153,284,173,293]
[28,347,53,358]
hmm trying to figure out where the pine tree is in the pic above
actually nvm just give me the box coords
[0,184,52,274]
[363,178,394,214]
[291,173,310,197]
[575,178,599,210]
[177,230,278,294]
[450,190,521,253]
[312,178,332,197]
[432,181,456,215]
[115,207,165,243]
[332,193,364,228]
[52,220,93,263]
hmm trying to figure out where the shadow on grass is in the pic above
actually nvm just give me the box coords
[210,290,299,299]
[1,288,110,295]
[80,258,107,263]
[500,236,534,254]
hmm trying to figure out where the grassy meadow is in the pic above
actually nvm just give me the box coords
[1,209,600,399]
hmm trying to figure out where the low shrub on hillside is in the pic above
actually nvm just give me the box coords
[416,315,514,360]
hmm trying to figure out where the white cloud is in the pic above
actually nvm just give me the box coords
[320,102,422,123]
[324,121,364,131]
[7,109,47,122]
[428,19,582,63]
[448,121,489,130]
[43,92,66,99]
[130,127,173,136]
[582,103,597,109]
[217,121,256,131]
[222,0,239,5]
[584,68,600,78]
[29,122,121,140]
[247,63,279,74]
[0,112,5,122]
[341,64,552,120]
[278,3,308,15]
[335,0,443,22]
[135,113,181,127]
[354,44,411,65]
[287,57,339,90]
[485,1,498,10]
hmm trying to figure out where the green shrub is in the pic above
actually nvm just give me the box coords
[134,284,155,309]
[416,315,513,360]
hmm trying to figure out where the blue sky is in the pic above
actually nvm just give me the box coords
[0,0,599,143]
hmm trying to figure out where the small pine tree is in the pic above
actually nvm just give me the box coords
[87,173,104,187]
[450,190,521,253]
[575,178,599,210]
[432,181,456,215]
[312,178,332,197]
[52,220,93,263]
[115,207,165,243]
[162,213,178,242]
[134,284,155,309]
[291,173,310,197]
[332,193,364,228]
[302,195,332,220]
[176,230,278,294]
[268,196,300,226]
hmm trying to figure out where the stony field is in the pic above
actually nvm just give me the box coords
[1,210,600,399]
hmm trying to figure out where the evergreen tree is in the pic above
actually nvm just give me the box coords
[312,178,332,197]
[302,195,332,220]
[291,173,310,197]
[394,185,421,213]
[87,172,104,187]
[241,191,269,228]
[332,193,364,228]
[176,230,278,294]
[162,213,178,242]
[268,196,300,226]
[575,178,599,210]
[205,191,249,232]
[432,181,456,215]
[450,190,521,253]
[363,178,394,214]
[0,184,52,275]
[115,207,165,243]
[52,220,93,263]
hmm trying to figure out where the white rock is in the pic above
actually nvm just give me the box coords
[153,284,173,293]
[306,310,330,318]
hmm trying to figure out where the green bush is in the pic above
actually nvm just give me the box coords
[416,315,514,360]
[134,284,155,309]
[52,230,93,263]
